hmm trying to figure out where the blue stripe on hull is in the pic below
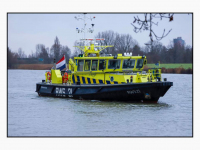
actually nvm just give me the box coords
[87,78,91,84]
[99,80,103,84]
[82,77,85,84]
[72,75,75,83]
[93,79,96,84]
[77,76,80,82]
[106,81,111,84]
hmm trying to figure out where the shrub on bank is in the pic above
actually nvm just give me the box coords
[143,66,192,74]
[17,64,53,70]
[161,67,192,74]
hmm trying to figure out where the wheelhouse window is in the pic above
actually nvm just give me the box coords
[99,60,106,70]
[77,60,84,71]
[108,60,121,69]
[84,60,91,71]
[136,59,144,68]
[91,60,98,71]
[123,59,135,69]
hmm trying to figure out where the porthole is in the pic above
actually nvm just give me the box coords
[110,76,114,82]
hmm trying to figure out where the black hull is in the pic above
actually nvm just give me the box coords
[36,81,173,103]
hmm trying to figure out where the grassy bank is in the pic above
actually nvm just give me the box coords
[16,64,53,70]
[144,66,192,74]
[145,63,192,74]
[11,63,193,74]
[146,63,192,69]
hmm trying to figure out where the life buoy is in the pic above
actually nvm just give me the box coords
[63,72,68,83]
[47,72,51,80]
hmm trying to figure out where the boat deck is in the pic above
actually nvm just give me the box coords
[37,81,173,87]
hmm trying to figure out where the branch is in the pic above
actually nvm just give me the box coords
[132,13,174,42]
[151,29,172,41]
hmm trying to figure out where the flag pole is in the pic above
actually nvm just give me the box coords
[53,58,56,69]
[64,55,68,71]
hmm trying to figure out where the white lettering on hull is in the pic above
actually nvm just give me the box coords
[55,87,73,97]
[68,88,73,97]
[56,87,66,97]
[127,89,141,94]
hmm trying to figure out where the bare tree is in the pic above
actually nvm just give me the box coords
[95,30,116,54]
[28,50,36,58]
[50,36,62,61]
[132,44,141,55]
[36,44,44,57]
[35,44,51,63]
[60,46,71,61]
[115,33,136,53]
[131,13,174,46]
[95,31,138,55]
[8,47,18,68]
[72,41,83,57]
[18,48,27,58]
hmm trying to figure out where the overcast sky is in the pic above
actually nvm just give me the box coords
[8,13,192,55]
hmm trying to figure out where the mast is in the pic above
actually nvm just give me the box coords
[75,13,95,54]
[74,14,113,57]
[74,13,95,42]
[83,13,86,40]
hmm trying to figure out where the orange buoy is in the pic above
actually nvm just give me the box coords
[63,72,68,83]
[47,72,51,80]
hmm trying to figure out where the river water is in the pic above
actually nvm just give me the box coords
[8,70,192,136]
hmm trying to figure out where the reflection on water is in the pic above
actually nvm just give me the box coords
[8,70,192,136]
[70,99,172,109]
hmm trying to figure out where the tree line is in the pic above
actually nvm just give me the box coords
[94,30,192,64]
[8,36,71,68]
[8,31,192,69]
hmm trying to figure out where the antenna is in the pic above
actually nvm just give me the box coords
[74,14,114,57]
[74,13,96,39]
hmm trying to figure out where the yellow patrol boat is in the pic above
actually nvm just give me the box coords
[35,14,173,103]
[36,38,173,103]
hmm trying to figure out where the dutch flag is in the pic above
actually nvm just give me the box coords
[56,55,66,70]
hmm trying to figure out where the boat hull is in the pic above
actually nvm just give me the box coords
[36,81,173,103]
